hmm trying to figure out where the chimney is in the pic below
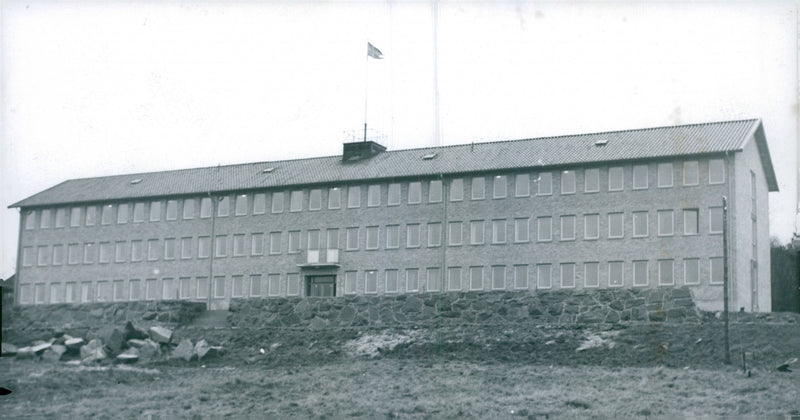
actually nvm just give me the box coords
[342,140,386,162]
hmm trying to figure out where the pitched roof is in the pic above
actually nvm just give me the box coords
[10,118,778,208]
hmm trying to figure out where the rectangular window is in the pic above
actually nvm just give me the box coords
[365,271,378,294]
[290,190,303,212]
[344,271,357,294]
[493,175,507,198]
[514,218,529,243]
[448,221,463,246]
[429,180,443,203]
[406,224,420,248]
[327,228,339,250]
[19,284,32,304]
[584,262,599,288]
[470,266,483,290]
[81,243,93,264]
[561,171,576,194]
[115,241,126,262]
[427,267,441,292]
[328,187,341,209]
[537,217,552,241]
[166,200,178,220]
[491,219,507,244]
[633,211,648,237]
[132,203,144,223]
[537,172,552,195]
[709,159,725,184]
[367,185,381,206]
[180,237,193,259]
[100,205,112,225]
[269,232,282,254]
[347,186,361,208]
[683,161,700,186]
[253,193,267,214]
[55,208,66,227]
[116,204,128,224]
[198,236,210,258]
[608,213,624,238]
[251,233,264,255]
[235,194,248,215]
[633,164,648,189]
[709,207,723,234]
[271,192,284,213]
[408,182,422,204]
[561,263,576,288]
[131,240,143,262]
[217,196,230,217]
[97,281,113,302]
[658,163,673,187]
[385,269,398,293]
[200,197,213,218]
[308,189,321,211]
[147,239,159,261]
[81,282,93,303]
[633,260,648,286]
[450,178,464,201]
[146,278,158,300]
[233,234,246,256]
[85,206,97,226]
[24,211,35,230]
[99,242,112,263]
[70,207,82,226]
[608,167,624,191]
[268,274,281,296]
[22,247,33,267]
[560,215,576,241]
[214,276,225,298]
[51,283,63,303]
[427,223,441,247]
[584,214,599,239]
[114,280,126,301]
[52,244,64,265]
[710,257,724,284]
[149,201,161,222]
[684,258,700,285]
[196,277,208,299]
[129,280,141,301]
[183,199,196,219]
[471,177,485,200]
[40,209,52,228]
[346,227,359,250]
[470,220,484,245]
[388,183,401,206]
[515,173,530,197]
[406,269,419,292]
[365,226,379,250]
[34,283,46,304]
[537,264,552,289]
[448,267,462,291]
[609,261,624,287]
[514,265,528,289]
[288,231,301,253]
[65,282,77,303]
[37,245,48,266]
[659,259,674,285]
[232,275,244,297]
[180,277,192,299]
[658,210,674,236]
[215,235,227,257]
[491,265,505,290]
[585,168,600,192]
[164,238,176,260]
[683,209,699,235]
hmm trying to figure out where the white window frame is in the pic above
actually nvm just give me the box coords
[584,214,599,240]
[347,186,361,208]
[328,187,341,209]
[408,182,422,204]
[471,177,485,200]
[429,180,443,203]
[469,266,483,290]
[560,170,576,195]
[491,265,505,290]
[514,265,528,289]
[515,173,530,197]
[448,222,463,246]
[584,168,600,193]
[271,192,284,213]
[448,267,462,291]
[608,213,624,239]
[406,224,420,248]
[537,264,552,289]
[683,161,699,186]
[560,215,576,241]
[365,226,379,250]
[406,269,420,292]
[684,258,700,285]
[658,210,674,236]
[308,189,322,211]
[426,267,441,292]
[367,184,381,207]
[683,209,699,236]
[709,207,723,234]
[470,220,484,245]
[427,222,442,247]
[560,263,576,288]
[290,190,303,212]
[608,167,624,191]
[493,175,507,199]
[584,262,599,288]
[365,270,378,294]
[658,259,674,286]
[387,183,401,206]
[709,257,724,284]
[537,217,552,242]
[386,224,400,249]
[609,261,624,287]
[657,163,673,188]
[632,211,648,238]
[633,260,649,287]
[709,159,725,184]
[633,165,648,190]
[537,172,552,196]
[450,178,464,201]
[514,218,529,243]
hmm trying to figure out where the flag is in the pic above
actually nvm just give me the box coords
[367,42,383,59]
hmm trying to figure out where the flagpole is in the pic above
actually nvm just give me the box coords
[364,41,369,142]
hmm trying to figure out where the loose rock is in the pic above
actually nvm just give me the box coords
[123,321,149,341]
[116,348,139,364]
[65,337,85,351]
[80,339,106,360]
[42,345,66,363]
[16,347,34,359]
[127,339,148,349]
[31,342,52,355]
[149,326,173,344]
[172,339,194,362]
[137,340,161,362]
[105,329,125,355]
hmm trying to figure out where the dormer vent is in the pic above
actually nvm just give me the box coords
[422,152,438,160]
[342,140,386,162]
[595,139,609,146]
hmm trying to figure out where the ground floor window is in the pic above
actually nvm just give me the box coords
[307,275,336,297]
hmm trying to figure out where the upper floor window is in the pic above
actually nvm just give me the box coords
[288,231,301,253]
[537,217,552,241]
[632,211,648,237]
[428,222,442,247]
[24,211,35,230]
[560,215,576,240]
[709,159,725,184]
[471,177,485,200]
[132,203,145,223]
[709,207,723,234]
[492,219,506,244]
[515,174,530,197]
[347,186,360,208]
[149,201,161,222]
[346,227,359,250]
[217,196,230,217]
[658,163,673,188]
[633,165,648,189]
[584,168,600,193]
[448,221,463,246]
[470,220,484,245]
[658,210,674,236]
[386,225,400,249]
[584,214,599,239]
[387,183,401,206]
[429,180,443,203]
[290,190,303,212]
[608,167,624,191]
[493,175,507,198]
[253,193,267,214]
[683,209,699,235]
[450,178,464,201]
[368,184,381,207]
[537,172,552,196]
[70,207,82,227]
[366,226,379,250]
[235,194,248,215]
[116,204,129,224]
[271,192,284,213]
[608,213,624,238]
[100,205,112,225]
[514,218,529,243]
[85,206,97,226]
[406,224,420,248]
[183,199,196,219]
[683,161,699,186]
[200,198,213,218]
[308,189,322,211]
[40,209,52,229]
[408,182,422,204]
[55,208,66,228]
[166,200,178,220]
[560,171,576,195]
[328,188,341,209]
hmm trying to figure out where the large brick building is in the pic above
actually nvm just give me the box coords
[10,119,778,311]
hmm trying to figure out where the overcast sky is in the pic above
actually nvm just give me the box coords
[1,1,798,279]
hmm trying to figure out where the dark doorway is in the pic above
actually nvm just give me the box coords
[306,275,336,297]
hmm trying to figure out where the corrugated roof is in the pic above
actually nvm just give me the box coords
[10,118,778,208]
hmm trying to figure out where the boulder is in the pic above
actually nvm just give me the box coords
[31,342,52,355]
[42,345,67,363]
[123,321,149,341]
[52,326,66,338]
[16,347,34,359]
[80,339,105,360]
[193,339,211,360]
[137,340,161,362]
[104,329,125,355]
[142,311,157,321]
[116,348,139,364]
[81,348,107,364]
[65,337,85,351]
[171,339,194,362]
[1,343,18,357]
[149,326,173,344]
[127,339,148,349]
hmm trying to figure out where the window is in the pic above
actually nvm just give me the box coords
[561,171,576,194]
[471,177,485,200]
[514,265,528,289]
[385,270,398,293]
[146,279,159,300]
[35,283,45,304]
[683,209,699,235]
[584,262,599,288]
[365,185,381,207]
[408,182,422,204]
[40,209,52,228]
[149,201,161,222]
[232,275,244,297]
[81,243,93,264]
[470,266,483,290]
[147,239,159,261]
[709,207,723,234]
[709,159,725,184]
[585,168,600,193]
[406,224,420,248]
[633,165,648,189]
[487,219,505,244]
[608,167,623,191]
[346,227,359,250]
[608,213,624,238]
[235,194,248,215]
[114,204,127,224]
[183,199,196,219]
[658,210,674,236]
[65,282,77,303]
[365,271,378,294]
[52,244,64,265]
[164,238,176,260]
[132,203,144,223]
[114,280,126,301]
[251,233,264,255]
[268,274,281,296]
[115,241,126,262]
[537,264,552,289]
[515,174,530,197]
[271,192,284,213]
[327,229,339,250]
[584,214,599,239]
[37,245,48,266]
[303,189,320,211]
[200,198,212,218]
[290,190,303,212]
[214,276,225,298]
[609,261,624,287]
[429,180,443,203]
[176,237,191,259]
[427,223,441,247]
[514,218,529,243]
[19,284,32,304]
[365,226,379,250]
[71,207,82,226]
[388,183,401,206]
[632,211,648,237]
[537,217,552,242]
[50,283,64,305]
[24,211,35,230]
[658,163,673,187]
[269,232,282,254]
[448,267,462,291]
[22,247,33,267]
[659,259,674,285]
[406,269,420,292]
[328,187,341,209]
[233,234,246,256]
[180,277,192,299]
[633,260,648,286]
[100,205,112,225]
[684,258,700,285]
[55,208,66,227]
[166,200,178,220]
[344,271,357,294]
[198,236,210,258]
[288,231,301,253]
[560,215,576,241]
[537,172,552,195]
[493,175,507,198]
[427,268,441,292]
[448,222,463,246]
[215,235,227,257]
[683,161,699,186]
[162,278,175,300]
[561,263,576,288]
[97,281,113,302]
[99,242,112,263]
[470,220,484,245]
[85,206,97,226]
[253,193,267,214]
[492,265,505,290]
[710,257,724,284]
[131,240,143,262]
[217,196,230,217]
[195,277,208,299]
[450,179,464,201]
[347,186,360,208]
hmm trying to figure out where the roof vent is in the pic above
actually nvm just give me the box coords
[594,139,609,146]
[422,152,438,160]
[342,140,386,162]
[261,167,275,174]
[130,179,143,185]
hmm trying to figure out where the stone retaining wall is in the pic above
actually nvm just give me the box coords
[228,288,701,330]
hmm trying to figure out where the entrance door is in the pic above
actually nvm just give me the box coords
[307,276,336,297]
